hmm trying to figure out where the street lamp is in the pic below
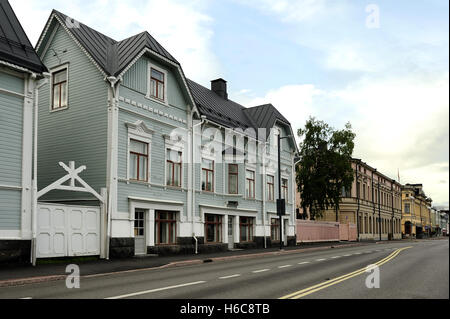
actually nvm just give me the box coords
[277,134,293,251]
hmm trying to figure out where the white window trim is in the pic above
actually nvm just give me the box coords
[146,62,169,106]
[164,134,186,188]
[49,63,69,112]
[126,120,154,182]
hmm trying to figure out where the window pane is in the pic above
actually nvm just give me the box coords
[229,175,238,194]
[202,170,206,191]
[53,84,60,108]
[151,79,156,97]
[54,70,67,83]
[151,69,164,81]
[129,153,138,179]
[60,82,67,107]
[167,162,173,185]
[157,82,164,99]
[174,164,181,186]
[139,156,147,181]
[229,164,238,174]
[130,140,148,154]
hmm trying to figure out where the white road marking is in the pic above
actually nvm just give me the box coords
[278,265,292,268]
[219,274,241,279]
[343,254,352,256]
[20,297,32,299]
[331,256,341,259]
[252,269,270,273]
[354,252,362,255]
[298,261,310,265]
[315,258,327,261]
[105,281,206,299]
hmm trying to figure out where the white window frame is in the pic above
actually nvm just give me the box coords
[126,121,154,182]
[49,63,69,112]
[147,62,168,106]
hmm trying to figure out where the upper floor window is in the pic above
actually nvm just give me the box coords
[404,203,411,214]
[129,139,148,182]
[282,178,288,200]
[246,170,255,199]
[202,158,214,192]
[228,164,238,194]
[52,68,68,110]
[167,149,182,187]
[150,68,165,101]
[267,175,274,201]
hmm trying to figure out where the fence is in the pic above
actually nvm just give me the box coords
[296,220,357,243]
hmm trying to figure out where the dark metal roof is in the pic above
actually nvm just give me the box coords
[0,0,47,73]
[244,103,290,130]
[51,10,179,76]
[187,79,293,141]
[187,78,255,130]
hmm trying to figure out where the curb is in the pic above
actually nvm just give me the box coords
[0,242,368,288]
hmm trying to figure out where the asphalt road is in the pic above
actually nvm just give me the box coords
[0,239,448,299]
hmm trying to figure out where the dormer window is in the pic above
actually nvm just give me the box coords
[150,68,165,101]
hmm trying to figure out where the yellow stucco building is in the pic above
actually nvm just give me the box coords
[402,184,432,238]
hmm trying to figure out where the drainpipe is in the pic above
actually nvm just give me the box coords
[31,73,50,266]
[356,161,360,241]
[261,140,267,249]
[371,170,375,238]
[378,181,381,241]
[105,76,121,260]
[192,115,206,243]
[391,181,394,240]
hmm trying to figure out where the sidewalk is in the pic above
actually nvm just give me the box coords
[0,241,370,287]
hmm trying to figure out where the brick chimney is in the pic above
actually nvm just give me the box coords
[211,78,228,100]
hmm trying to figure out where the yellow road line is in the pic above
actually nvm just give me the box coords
[280,246,412,299]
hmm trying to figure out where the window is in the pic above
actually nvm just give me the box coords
[246,170,255,199]
[205,214,222,243]
[166,149,182,187]
[52,68,67,109]
[202,159,214,192]
[239,217,254,242]
[404,203,411,214]
[363,184,366,199]
[155,211,176,245]
[129,139,148,181]
[282,178,288,201]
[150,68,165,101]
[228,164,238,194]
[134,211,145,237]
[267,175,275,201]
[271,218,280,241]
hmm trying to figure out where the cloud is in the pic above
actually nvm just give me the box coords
[11,0,221,84]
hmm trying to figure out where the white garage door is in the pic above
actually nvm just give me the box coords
[37,203,101,258]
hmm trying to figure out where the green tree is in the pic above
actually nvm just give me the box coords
[296,118,355,221]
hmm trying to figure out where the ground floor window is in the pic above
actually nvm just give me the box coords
[240,217,254,242]
[205,214,223,243]
[155,211,177,245]
[271,218,280,241]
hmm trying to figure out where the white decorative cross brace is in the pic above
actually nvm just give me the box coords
[37,161,105,203]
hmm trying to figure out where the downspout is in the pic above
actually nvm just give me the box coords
[31,73,50,266]
[261,140,267,249]
[105,76,121,260]
[391,181,394,240]
[378,181,381,241]
[356,162,360,240]
[192,115,206,243]
[371,170,375,238]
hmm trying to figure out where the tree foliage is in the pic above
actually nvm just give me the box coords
[296,117,355,220]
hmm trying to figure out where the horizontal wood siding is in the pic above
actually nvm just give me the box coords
[0,70,24,230]
[37,24,108,201]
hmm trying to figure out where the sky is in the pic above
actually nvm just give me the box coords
[11,0,449,207]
